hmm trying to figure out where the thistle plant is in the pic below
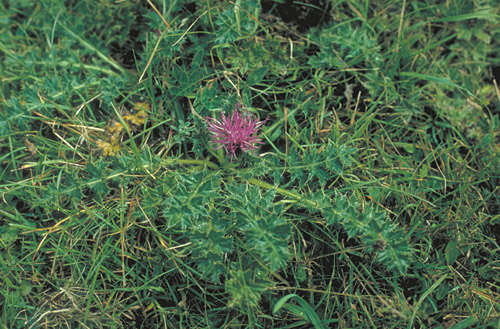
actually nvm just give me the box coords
[206,104,265,160]
[4,1,497,327]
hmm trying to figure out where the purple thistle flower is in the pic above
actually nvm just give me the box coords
[206,105,265,160]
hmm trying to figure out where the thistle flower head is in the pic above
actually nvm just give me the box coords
[206,104,265,160]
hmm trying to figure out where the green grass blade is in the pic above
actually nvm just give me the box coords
[399,72,473,96]
[407,275,449,329]
[273,294,326,329]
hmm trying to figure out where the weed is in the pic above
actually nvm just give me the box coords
[1,0,499,328]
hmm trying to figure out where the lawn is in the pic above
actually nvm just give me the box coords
[1,0,499,328]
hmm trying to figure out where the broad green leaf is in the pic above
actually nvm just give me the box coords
[445,240,460,265]
[247,66,267,85]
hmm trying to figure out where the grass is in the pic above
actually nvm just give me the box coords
[1,0,499,328]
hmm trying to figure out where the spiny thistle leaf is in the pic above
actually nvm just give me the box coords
[319,192,412,274]
[226,257,272,309]
[227,184,291,272]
